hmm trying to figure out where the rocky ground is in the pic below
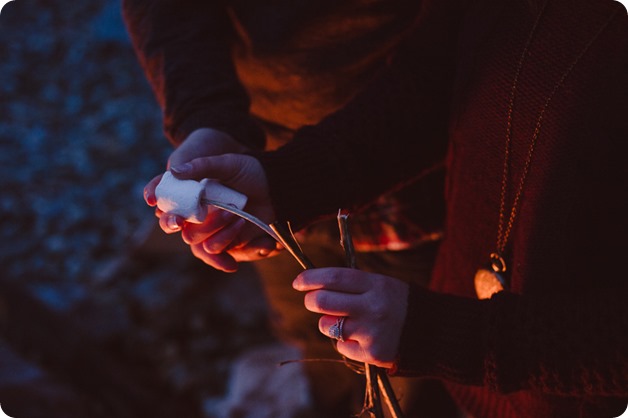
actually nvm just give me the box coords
[0,1,314,417]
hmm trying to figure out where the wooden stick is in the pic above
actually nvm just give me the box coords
[377,368,404,418]
[269,222,315,270]
[337,210,404,418]
[205,202,405,417]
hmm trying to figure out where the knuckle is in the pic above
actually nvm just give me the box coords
[314,291,328,310]
[369,297,389,321]
[327,270,341,287]
[304,291,320,311]
[318,317,327,334]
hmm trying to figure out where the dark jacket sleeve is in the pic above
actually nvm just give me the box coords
[121,0,265,149]
[397,285,628,397]
[255,0,466,228]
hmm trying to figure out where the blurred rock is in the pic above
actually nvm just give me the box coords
[0,1,316,417]
[0,339,94,418]
[206,343,313,418]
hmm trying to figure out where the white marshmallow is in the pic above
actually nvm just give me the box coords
[155,171,247,224]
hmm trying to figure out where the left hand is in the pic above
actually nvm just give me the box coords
[293,268,409,369]
[145,152,279,272]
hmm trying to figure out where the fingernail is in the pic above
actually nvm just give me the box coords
[171,163,192,175]
[167,216,182,230]
[144,190,156,206]
[258,249,270,257]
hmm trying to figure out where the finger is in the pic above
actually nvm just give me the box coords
[319,315,356,342]
[225,236,282,262]
[190,243,238,272]
[159,213,185,234]
[170,154,247,181]
[335,340,371,365]
[335,340,395,369]
[320,316,386,366]
[303,290,363,316]
[293,268,372,294]
[227,243,281,262]
[181,208,239,245]
[198,218,246,253]
[171,154,263,196]
[244,235,281,257]
[236,235,280,257]
[144,174,163,206]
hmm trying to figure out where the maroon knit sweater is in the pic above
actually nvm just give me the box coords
[257,0,628,417]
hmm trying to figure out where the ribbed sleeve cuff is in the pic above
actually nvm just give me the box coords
[392,284,489,386]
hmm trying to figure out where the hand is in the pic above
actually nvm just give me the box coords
[144,127,249,206]
[143,128,278,272]
[156,153,278,271]
[292,268,409,369]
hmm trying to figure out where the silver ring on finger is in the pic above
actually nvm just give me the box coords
[328,316,346,342]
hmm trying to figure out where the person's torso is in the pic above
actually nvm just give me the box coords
[436,0,628,415]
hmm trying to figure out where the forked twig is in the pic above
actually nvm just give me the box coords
[202,199,279,241]
[202,200,404,418]
[203,198,314,270]
[338,210,405,418]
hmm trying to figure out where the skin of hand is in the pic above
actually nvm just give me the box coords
[143,128,278,272]
[293,268,410,369]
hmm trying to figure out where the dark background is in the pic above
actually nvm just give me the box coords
[0,1,295,417]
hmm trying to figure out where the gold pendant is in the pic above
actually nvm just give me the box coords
[474,254,507,299]
[474,268,506,299]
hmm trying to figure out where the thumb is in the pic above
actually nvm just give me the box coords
[171,154,268,197]
[170,154,248,180]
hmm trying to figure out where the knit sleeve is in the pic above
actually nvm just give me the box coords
[394,285,628,397]
[121,0,264,149]
[255,0,466,227]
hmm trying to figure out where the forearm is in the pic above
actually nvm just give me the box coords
[122,0,264,148]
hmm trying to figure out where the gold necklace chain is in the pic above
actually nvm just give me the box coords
[492,0,621,272]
